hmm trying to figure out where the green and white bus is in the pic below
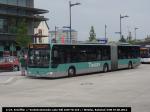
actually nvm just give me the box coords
[27,43,140,78]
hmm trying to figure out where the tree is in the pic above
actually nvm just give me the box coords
[89,26,96,42]
[16,19,31,52]
[119,35,127,43]
[127,31,132,41]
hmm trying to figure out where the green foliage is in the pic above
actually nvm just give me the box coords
[119,35,127,43]
[128,39,143,45]
[16,19,31,49]
[89,26,97,42]
[128,40,136,45]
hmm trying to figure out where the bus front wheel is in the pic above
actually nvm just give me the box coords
[68,67,76,77]
[103,64,109,73]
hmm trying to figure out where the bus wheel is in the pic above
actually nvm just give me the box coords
[103,64,109,73]
[128,62,133,69]
[68,67,76,77]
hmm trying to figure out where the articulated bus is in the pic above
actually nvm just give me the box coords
[27,43,140,78]
[140,47,150,63]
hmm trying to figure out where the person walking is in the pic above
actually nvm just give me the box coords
[20,56,26,76]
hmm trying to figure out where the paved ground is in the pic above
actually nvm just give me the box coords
[0,64,150,112]
[0,71,21,85]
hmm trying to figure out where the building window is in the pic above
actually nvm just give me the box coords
[26,0,33,7]
[8,18,17,34]
[0,0,7,4]
[18,0,27,7]
[38,29,42,35]
[0,0,30,7]
[7,0,17,5]
[7,8,17,15]
[0,19,8,33]
[0,7,7,14]
[18,9,26,16]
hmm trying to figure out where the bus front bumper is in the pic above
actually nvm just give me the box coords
[141,58,150,63]
[27,71,67,78]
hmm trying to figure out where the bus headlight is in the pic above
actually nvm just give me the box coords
[47,72,53,75]
[50,72,53,75]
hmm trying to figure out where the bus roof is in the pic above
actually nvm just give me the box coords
[29,43,140,47]
[51,43,111,46]
[51,43,140,47]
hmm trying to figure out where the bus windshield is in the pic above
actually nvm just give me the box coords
[140,48,150,58]
[28,49,50,68]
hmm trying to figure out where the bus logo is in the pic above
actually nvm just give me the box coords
[88,62,101,68]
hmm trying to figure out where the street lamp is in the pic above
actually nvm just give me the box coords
[54,26,59,42]
[120,14,129,39]
[63,26,70,29]
[69,1,81,44]
[134,27,139,40]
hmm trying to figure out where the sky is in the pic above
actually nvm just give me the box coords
[35,0,150,41]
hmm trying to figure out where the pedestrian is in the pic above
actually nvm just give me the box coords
[24,54,28,70]
[20,56,26,76]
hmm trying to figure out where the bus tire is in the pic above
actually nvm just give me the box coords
[103,64,109,73]
[68,67,76,77]
[128,62,133,69]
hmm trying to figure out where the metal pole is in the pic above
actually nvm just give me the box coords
[55,26,57,41]
[69,1,72,44]
[135,28,136,40]
[48,31,51,44]
[134,28,139,40]
[135,28,137,40]
[120,14,122,39]
[69,1,80,44]
[119,14,129,40]
[105,24,107,40]
[12,43,14,56]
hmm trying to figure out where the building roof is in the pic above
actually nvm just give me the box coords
[0,13,49,21]
[0,3,49,14]
[0,3,49,21]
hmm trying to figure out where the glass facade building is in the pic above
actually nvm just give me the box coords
[0,0,48,57]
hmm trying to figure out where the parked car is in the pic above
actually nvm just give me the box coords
[0,56,20,71]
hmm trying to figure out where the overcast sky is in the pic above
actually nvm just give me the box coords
[35,0,150,41]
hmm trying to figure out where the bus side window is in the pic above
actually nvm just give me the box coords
[79,50,87,62]
[97,51,101,61]
[118,49,121,59]
[67,53,71,63]
[54,50,58,58]
[52,49,59,64]
[102,48,109,60]
[59,50,65,64]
